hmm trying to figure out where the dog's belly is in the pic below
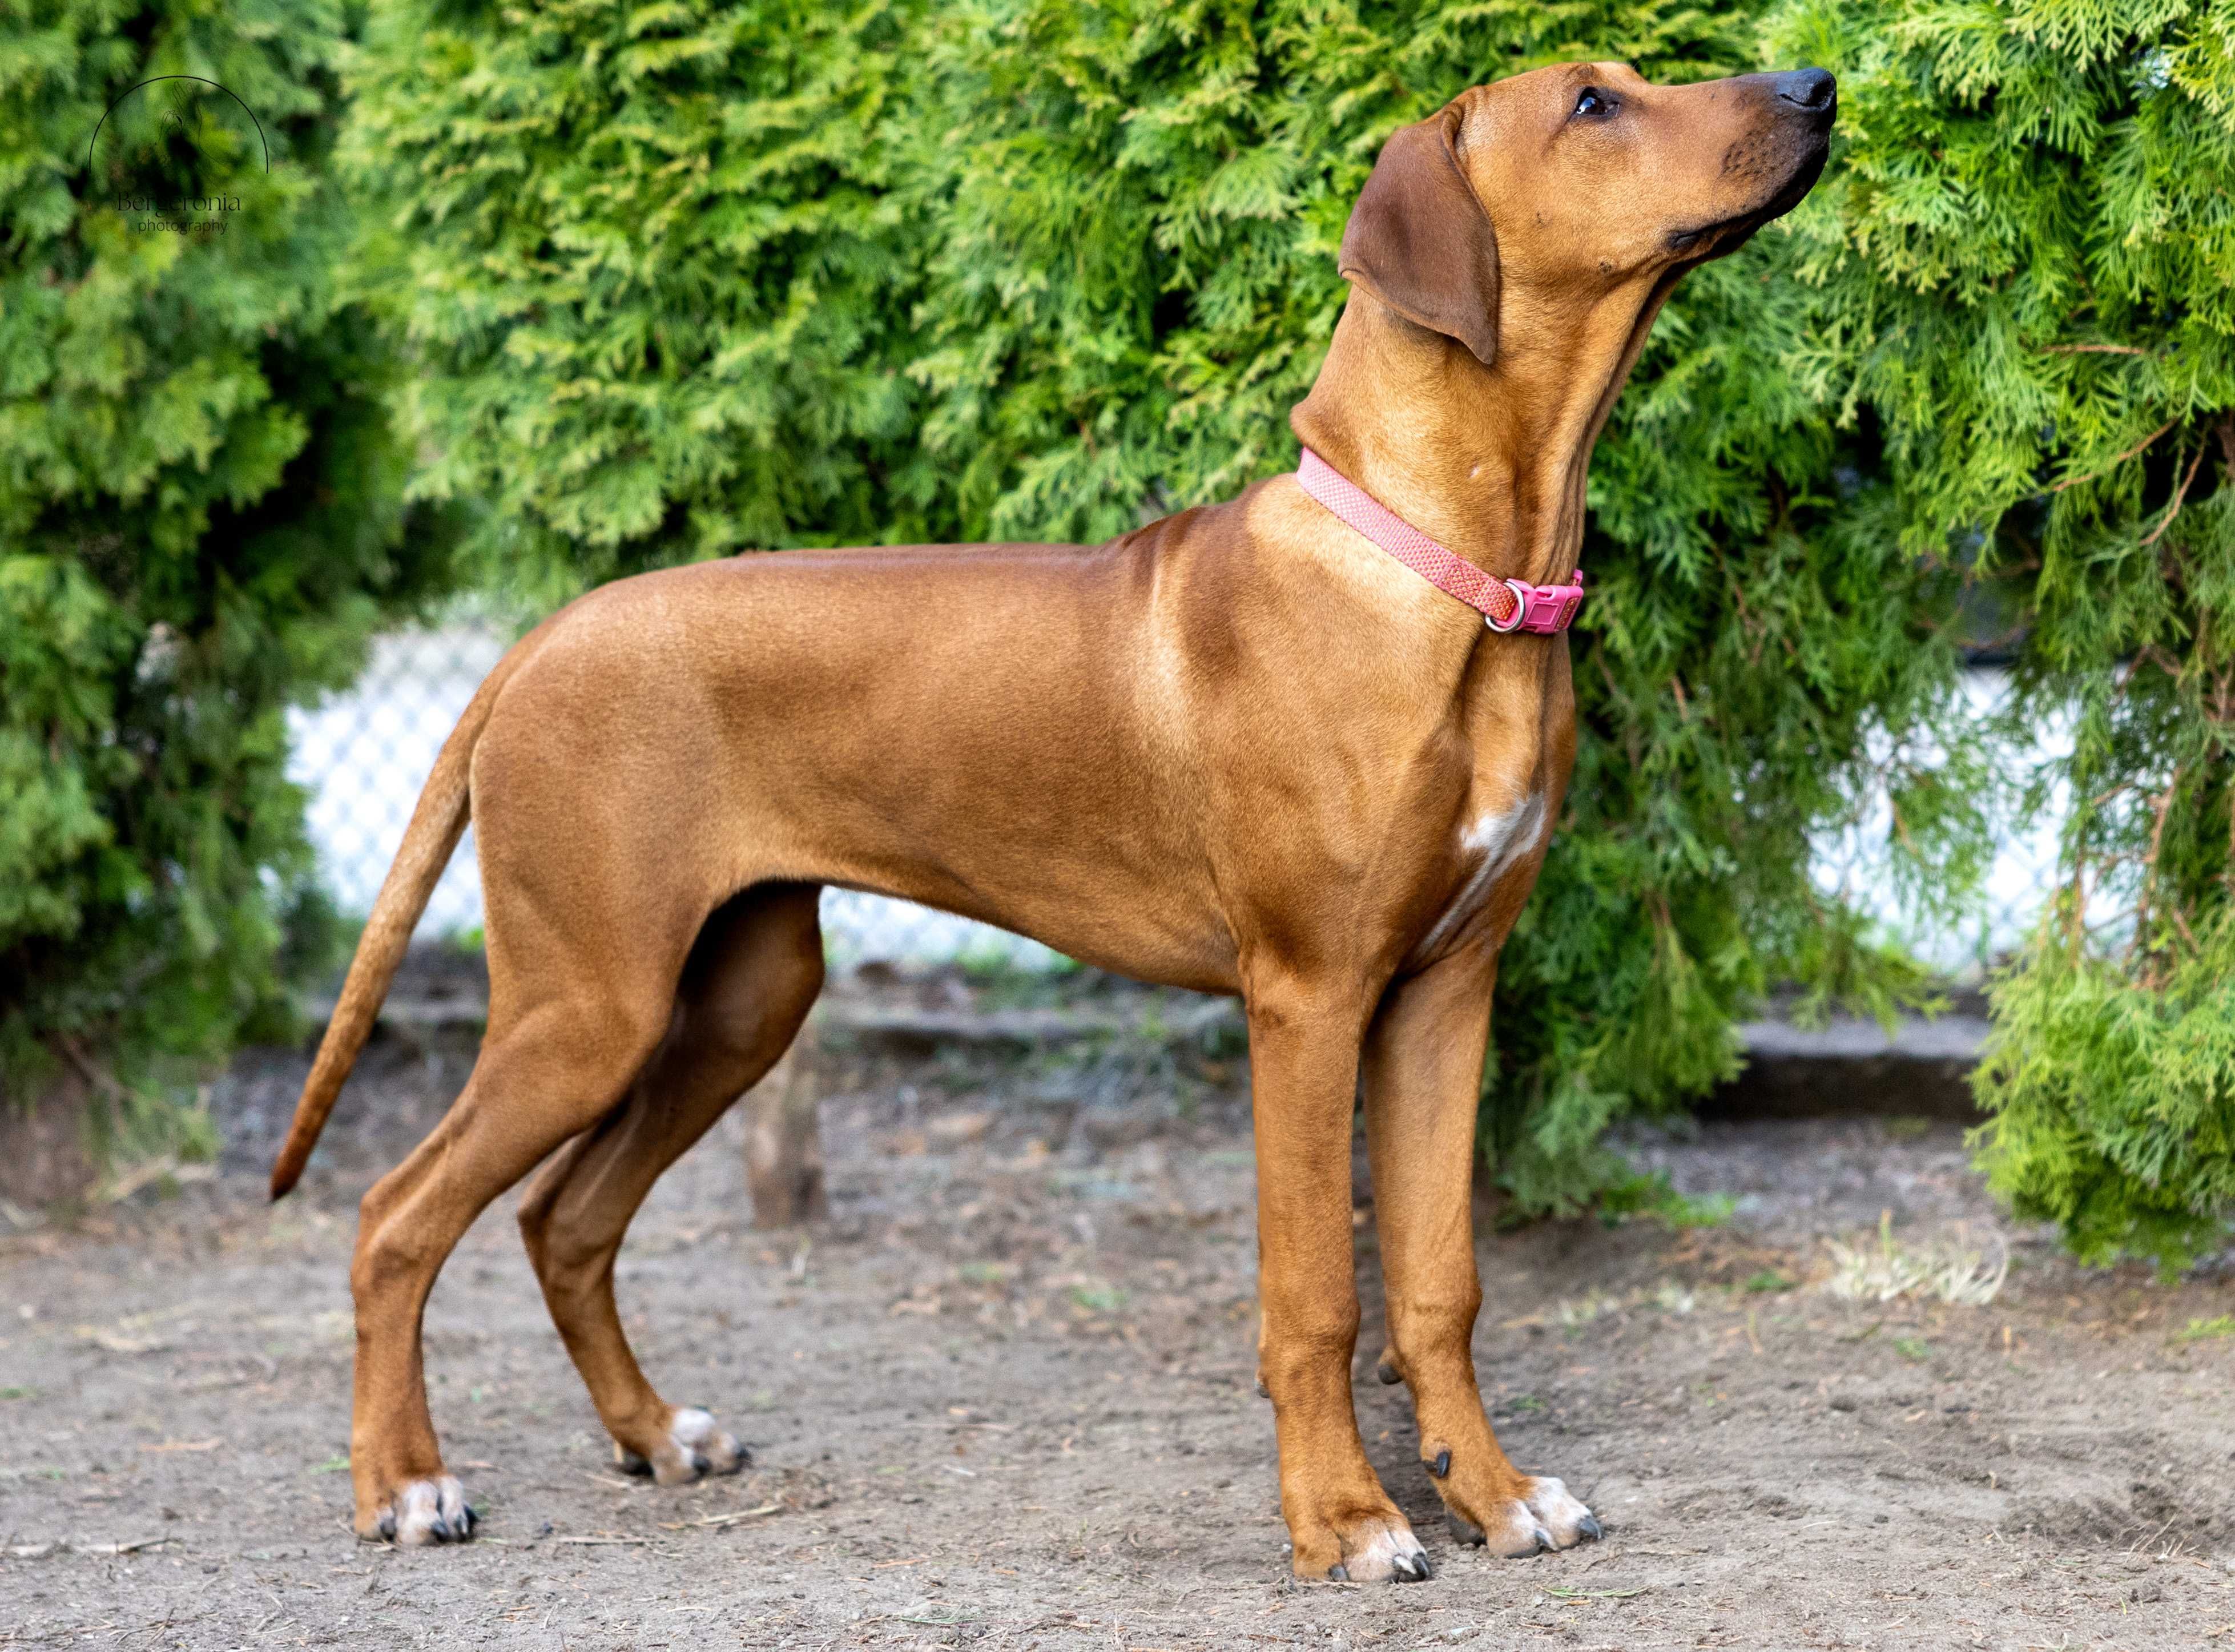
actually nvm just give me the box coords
[662,548,1243,992]
[825,869,1239,992]
[797,776,1240,992]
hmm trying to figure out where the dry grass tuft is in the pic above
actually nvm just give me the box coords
[1823,1211,2007,1307]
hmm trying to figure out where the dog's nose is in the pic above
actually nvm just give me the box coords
[1774,67,1837,115]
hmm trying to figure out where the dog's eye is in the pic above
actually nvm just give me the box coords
[1573,87,1615,120]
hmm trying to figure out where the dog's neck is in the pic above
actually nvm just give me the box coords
[1290,283,1673,590]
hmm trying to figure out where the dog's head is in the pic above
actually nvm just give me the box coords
[1339,63,1836,366]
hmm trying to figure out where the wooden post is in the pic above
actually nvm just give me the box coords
[743,1034,826,1228]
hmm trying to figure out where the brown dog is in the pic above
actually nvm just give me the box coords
[272,59,1833,1578]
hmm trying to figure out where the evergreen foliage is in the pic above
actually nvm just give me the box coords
[0,0,452,1150]
[1770,0,2235,1267]
[339,0,938,609]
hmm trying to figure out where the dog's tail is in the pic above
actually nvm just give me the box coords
[269,643,527,1199]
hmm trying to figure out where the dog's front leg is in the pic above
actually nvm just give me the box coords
[1246,978,1431,1582]
[1362,946,1602,1557]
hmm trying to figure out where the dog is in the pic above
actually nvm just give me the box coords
[271,58,1834,1579]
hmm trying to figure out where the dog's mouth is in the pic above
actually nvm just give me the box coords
[1665,128,1832,256]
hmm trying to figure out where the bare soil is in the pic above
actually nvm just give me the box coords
[4,966,2234,1650]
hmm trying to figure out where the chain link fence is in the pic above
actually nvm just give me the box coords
[288,613,2061,978]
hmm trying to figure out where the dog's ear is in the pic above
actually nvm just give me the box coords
[1338,107,1500,367]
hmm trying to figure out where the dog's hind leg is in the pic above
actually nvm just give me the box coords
[348,978,677,1544]
[517,881,824,1484]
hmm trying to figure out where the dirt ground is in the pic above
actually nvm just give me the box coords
[5,965,2234,1650]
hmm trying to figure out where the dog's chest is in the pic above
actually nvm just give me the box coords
[1413,791,1549,958]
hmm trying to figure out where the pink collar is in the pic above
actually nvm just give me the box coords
[1295,447,1585,634]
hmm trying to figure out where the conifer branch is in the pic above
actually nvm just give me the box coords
[2128,770,2181,966]
[2048,418,2178,494]
[2138,441,2206,549]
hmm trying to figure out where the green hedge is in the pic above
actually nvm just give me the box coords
[337,0,939,608]
[0,0,456,1157]
[1775,0,2235,1268]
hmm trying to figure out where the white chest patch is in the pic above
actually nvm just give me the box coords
[1416,792,1548,958]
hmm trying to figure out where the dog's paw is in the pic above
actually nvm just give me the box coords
[1292,1510,1435,1582]
[1523,1475,1601,1546]
[615,1407,750,1486]
[360,1475,476,1546]
[1447,1474,1601,1556]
